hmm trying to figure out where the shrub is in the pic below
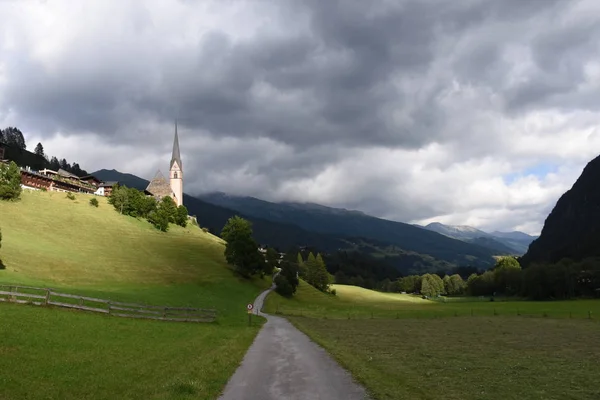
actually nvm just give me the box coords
[274,274,294,297]
[66,192,76,200]
[40,187,47,192]
[89,197,99,207]
[201,227,209,233]
[330,288,337,296]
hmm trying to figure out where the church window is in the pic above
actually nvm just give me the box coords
[174,172,178,179]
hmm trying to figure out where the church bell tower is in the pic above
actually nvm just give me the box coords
[169,123,183,207]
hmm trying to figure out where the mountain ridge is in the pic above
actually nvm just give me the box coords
[520,154,600,266]
[421,222,537,255]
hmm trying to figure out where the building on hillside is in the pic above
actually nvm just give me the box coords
[145,123,184,206]
[95,181,118,197]
[80,174,102,187]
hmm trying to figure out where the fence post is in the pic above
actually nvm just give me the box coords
[45,289,50,306]
[108,302,112,315]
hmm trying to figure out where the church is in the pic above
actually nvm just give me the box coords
[144,124,184,207]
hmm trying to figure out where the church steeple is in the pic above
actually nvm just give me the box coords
[170,121,182,170]
[169,122,183,207]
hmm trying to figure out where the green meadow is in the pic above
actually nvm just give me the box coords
[0,190,269,399]
[264,281,600,320]
[266,281,600,399]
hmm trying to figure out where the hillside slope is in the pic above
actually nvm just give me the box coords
[0,189,272,399]
[0,190,269,314]
[520,155,600,266]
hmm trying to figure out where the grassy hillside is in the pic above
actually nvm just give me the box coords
[0,190,270,399]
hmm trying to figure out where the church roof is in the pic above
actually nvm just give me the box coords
[170,123,182,169]
[145,170,174,198]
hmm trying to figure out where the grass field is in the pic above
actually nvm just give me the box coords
[266,282,600,399]
[289,317,600,400]
[264,281,600,320]
[0,190,270,399]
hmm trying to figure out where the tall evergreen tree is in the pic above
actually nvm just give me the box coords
[34,142,45,157]
[49,156,60,171]
[1,127,26,149]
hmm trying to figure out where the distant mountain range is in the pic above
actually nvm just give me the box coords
[92,169,518,274]
[416,222,537,255]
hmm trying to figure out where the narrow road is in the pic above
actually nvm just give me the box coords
[218,283,369,400]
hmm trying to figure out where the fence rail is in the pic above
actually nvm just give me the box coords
[0,284,216,323]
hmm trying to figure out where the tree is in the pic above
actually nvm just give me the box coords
[34,143,45,157]
[420,273,444,297]
[0,161,22,200]
[493,256,522,295]
[59,158,69,170]
[448,274,466,295]
[49,156,60,171]
[274,260,300,297]
[443,275,451,294]
[148,207,170,232]
[220,216,263,278]
[71,163,82,177]
[160,196,178,223]
[175,205,188,227]
[264,247,280,276]
[1,127,26,149]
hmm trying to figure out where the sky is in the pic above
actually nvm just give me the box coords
[1,0,600,236]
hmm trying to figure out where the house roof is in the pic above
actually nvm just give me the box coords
[99,181,118,187]
[145,170,173,198]
[57,168,80,179]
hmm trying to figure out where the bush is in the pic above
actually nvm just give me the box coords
[40,187,47,192]
[0,227,4,269]
[66,192,76,200]
[330,288,337,296]
[201,227,209,233]
[89,197,99,207]
[274,274,294,297]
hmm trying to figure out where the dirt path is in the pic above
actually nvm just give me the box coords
[218,284,369,400]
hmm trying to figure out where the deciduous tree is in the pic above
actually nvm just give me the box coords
[0,161,22,200]
[220,216,263,278]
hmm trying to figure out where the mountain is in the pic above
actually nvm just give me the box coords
[422,222,537,255]
[520,155,600,266]
[424,222,490,241]
[200,192,497,267]
[92,169,346,252]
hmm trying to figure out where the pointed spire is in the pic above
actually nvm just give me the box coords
[170,121,182,170]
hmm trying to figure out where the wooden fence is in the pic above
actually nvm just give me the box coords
[0,284,217,323]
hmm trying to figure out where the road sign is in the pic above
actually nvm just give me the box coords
[247,303,253,311]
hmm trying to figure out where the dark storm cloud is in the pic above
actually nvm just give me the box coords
[1,0,599,232]
[2,0,585,151]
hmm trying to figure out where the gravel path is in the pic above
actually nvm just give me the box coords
[218,283,369,400]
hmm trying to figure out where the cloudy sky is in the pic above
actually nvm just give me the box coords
[2,0,600,235]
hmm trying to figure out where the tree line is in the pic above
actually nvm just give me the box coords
[375,256,600,300]
[1,126,88,177]
[108,184,189,232]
